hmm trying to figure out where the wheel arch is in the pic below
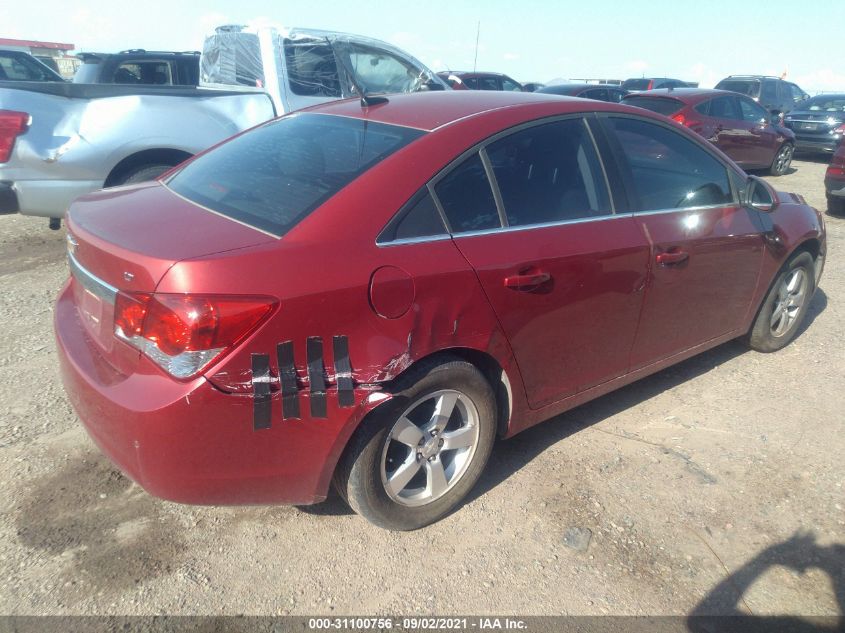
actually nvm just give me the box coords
[376,347,514,439]
[321,346,516,503]
[104,148,194,187]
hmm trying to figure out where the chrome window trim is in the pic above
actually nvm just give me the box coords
[377,233,454,248]
[452,210,629,240]
[632,202,740,218]
[68,251,118,305]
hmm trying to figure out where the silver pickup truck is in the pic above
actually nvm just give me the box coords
[0,25,445,224]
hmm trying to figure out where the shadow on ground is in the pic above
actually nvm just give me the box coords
[14,451,186,594]
[687,531,844,632]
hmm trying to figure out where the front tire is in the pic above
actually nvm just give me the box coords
[769,143,794,176]
[747,251,815,352]
[334,357,496,530]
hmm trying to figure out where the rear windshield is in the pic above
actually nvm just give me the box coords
[622,79,650,90]
[801,95,845,113]
[166,113,424,237]
[716,80,759,97]
[622,96,684,116]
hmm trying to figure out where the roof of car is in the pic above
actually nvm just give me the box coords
[298,90,628,132]
[540,83,624,94]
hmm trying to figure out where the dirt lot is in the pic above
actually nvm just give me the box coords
[0,158,842,619]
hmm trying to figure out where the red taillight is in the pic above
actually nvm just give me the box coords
[671,112,687,125]
[834,124,845,135]
[0,110,30,163]
[114,292,276,378]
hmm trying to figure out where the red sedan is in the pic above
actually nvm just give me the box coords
[56,91,826,530]
[623,88,796,176]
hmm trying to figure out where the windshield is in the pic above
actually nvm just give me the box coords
[167,113,425,237]
[622,96,684,116]
[800,95,845,113]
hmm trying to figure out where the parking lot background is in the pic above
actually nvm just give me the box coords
[0,158,842,616]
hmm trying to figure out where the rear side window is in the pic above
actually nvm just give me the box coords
[378,190,447,243]
[112,61,173,85]
[761,80,778,105]
[284,39,341,97]
[623,96,684,116]
[606,117,733,211]
[485,119,611,226]
[435,154,500,233]
[167,113,424,237]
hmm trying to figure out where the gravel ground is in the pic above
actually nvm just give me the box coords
[0,158,842,618]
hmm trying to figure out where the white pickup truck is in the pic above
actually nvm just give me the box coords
[0,24,446,225]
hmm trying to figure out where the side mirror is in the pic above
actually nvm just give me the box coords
[744,175,779,213]
[770,113,781,125]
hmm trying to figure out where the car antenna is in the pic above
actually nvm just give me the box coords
[325,37,388,108]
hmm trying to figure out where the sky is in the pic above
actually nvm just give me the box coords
[2,0,844,92]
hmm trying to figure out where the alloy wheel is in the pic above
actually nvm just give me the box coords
[380,390,480,507]
[770,268,807,337]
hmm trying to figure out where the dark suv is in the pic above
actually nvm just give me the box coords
[715,75,808,115]
[73,50,200,85]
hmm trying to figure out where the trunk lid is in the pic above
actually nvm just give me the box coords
[65,181,275,373]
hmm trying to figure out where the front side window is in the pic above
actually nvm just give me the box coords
[485,119,611,226]
[502,77,522,92]
[167,113,424,237]
[739,97,768,123]
[606,117,733,211]
[347,44,423,94]
[434,154,500,233]
[708,96,742,120]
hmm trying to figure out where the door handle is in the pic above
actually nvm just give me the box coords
[655,251,689,265]
[503,271,551,290]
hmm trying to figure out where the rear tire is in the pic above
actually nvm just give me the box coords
[747,251,815,352]
[116,164,174,185]
[334,357,496,530]
[827,195,845,215]
[769,143,794,176]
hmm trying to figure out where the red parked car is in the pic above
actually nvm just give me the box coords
[56,91,826,530]
[826,141,845,213]
[623,88,796,176]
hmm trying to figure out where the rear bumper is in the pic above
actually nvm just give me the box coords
[54,279,379,506]
[793,138,838,153]
[0,181,19,215]
[825,176,845,199]
[12,179,103,218]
